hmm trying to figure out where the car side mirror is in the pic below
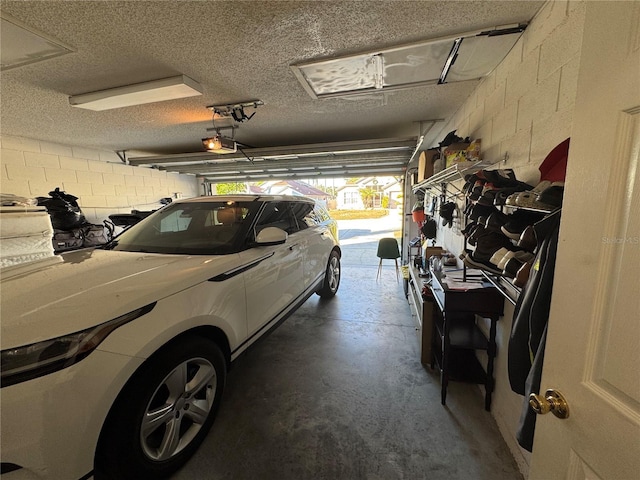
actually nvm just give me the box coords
[255,226,288,246]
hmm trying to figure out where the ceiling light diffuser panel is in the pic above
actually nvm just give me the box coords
[1,13,75,71]
[69,75,203,111]
[291,24,526,99]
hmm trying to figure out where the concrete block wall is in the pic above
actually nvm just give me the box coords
[429,1,586,475]
[0,135,200,224]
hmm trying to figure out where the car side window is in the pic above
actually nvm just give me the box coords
[290,202,314,230]
[313,204,331,224]
[254,202,299,235]
[303,209,319,227]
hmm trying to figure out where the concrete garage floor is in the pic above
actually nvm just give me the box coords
[174,212,523,480]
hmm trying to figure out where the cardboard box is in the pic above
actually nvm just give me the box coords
[421,245,444,261]
[443,142,470,168]
[443,139,482,168]
[418,149,439,182]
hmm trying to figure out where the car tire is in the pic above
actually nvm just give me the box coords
[95,336,226,480]
[317,250,340,298]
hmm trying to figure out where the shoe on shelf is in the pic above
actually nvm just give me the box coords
[500,222,527,240]
[476,191,497,207]
[468,203,499,222]
[468,180,487,201]
[538,184,565,208]
[468,224,487,246]
[462,174,475,194]
[489,247,534,268]
[504,192,520,207]
[493,190,513,206]
[500,209,545,240]
[463,201,474,216]
[463,172,485,195]
[517,225,538,252]
[503,257,526,278]
[463,254,504,275]
[461,221,478,237]
[489,247,512,266]
[513,191,556,211]
[482,168,516,185]
[531,180,552,194]
[514,259,534,288]
[496,250,534,270]
[472,231,513,263]
[485,211,510,232]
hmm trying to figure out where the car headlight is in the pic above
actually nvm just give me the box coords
[1,303,155,388]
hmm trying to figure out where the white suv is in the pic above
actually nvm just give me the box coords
[1,195,340,479]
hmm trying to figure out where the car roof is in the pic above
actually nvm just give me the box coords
[175,194,316,205]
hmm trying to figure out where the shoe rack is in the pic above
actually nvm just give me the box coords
[412,160,491,282]
[479,271,521,306]
[412,160,491,194]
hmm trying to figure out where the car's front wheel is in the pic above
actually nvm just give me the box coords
[317,250,341,298]
[95,336,226,479]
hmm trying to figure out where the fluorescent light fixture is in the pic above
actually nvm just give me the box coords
[69,75,202,111]
[1,13,75,71]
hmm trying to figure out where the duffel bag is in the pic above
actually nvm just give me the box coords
[52,229,84,253]
[82,220,115,247]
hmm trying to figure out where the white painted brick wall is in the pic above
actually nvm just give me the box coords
[430,1,587,474]
[435,1,586,182]
[0,135,199,224]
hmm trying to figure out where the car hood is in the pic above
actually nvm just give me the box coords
[0,249,241,349]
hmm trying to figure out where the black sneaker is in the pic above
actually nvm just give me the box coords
[463,254,504,275]
[468,224,486,246]
[461,221,478,237]
[482,169,517,187]
[468,180,487,201]
[500,210,545,240]
[485,211,509,231]
[473,230,513,263]
[538,185,564,208]
[468,203,499,222]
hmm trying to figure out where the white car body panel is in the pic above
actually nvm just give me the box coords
[0,195,340,479]
[0,249,244,349]
[244,237,303,336]
[2,350,143,479]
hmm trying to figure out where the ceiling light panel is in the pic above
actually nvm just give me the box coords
[69,75,202,111]
[1,13,75,71]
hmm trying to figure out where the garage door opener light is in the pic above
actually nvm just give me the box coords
[202,134,237,154]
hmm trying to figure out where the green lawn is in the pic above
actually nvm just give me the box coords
[328,209,390,220]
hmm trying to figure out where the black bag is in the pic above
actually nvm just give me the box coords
[420,218,437,239]
[52,229,84,252]
[37,188,86,230]
[82,221,115,247]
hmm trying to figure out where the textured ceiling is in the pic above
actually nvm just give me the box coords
[0,1,543,181]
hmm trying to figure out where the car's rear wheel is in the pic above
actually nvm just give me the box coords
[317,250,340,298]
[95,336,226,479]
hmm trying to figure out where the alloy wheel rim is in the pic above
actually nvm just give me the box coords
[140,357,216,461]
[328,256,340,292]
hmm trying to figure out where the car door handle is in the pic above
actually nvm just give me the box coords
[288,243,299,251]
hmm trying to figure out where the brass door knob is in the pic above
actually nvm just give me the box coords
[529,389,570,419]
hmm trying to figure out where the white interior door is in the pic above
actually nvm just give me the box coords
[528,2,640,479]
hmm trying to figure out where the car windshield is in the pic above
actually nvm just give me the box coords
[110,201,260,255]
